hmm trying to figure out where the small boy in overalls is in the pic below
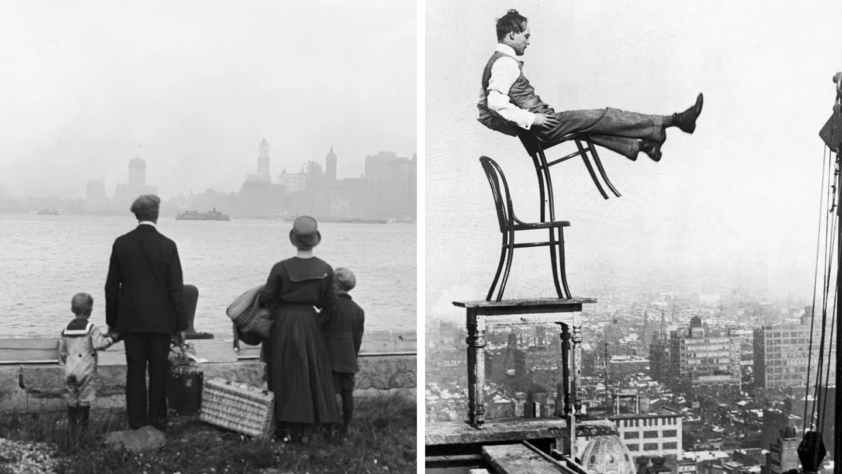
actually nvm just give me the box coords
[323,267,365,435]
[58,293,116,429]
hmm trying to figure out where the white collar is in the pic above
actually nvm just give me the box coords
[495,43,517,58]
[139,221,157,228]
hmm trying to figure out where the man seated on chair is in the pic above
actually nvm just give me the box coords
[477,9,704,162]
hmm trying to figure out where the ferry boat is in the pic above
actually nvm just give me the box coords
[176,208,230,221]
[36,209,60,215]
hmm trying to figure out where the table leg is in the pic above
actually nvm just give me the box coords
[466,309,487,428]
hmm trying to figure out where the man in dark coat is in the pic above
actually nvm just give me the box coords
[322,267,365,435]
[105,194,188,430]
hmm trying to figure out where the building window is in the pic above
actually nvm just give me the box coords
[624,432,640,439]
[663,430,678,438]
[626,444,639,452]
[643,443,659,451]
[644,431,659,439]
[663,442,678,450]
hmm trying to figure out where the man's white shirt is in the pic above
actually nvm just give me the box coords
[486,43,536,130]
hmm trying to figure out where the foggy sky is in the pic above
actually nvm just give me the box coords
[0,0,416,200]
[426,0,842,318]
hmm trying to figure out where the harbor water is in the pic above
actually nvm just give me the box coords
[0,213,416,336]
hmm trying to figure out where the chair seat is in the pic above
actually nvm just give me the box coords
[512,220,571,231]
[519,131,582,155]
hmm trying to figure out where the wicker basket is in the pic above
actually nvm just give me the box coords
[199,378,275,438]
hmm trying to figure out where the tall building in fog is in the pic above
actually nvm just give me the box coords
[128,157,146,185]
[365,151,417,218]
[753,314,837,390]
[649,316,741,395]
[246,139,271,184]
[306,161,324,190]
[258,138,270,181]
[114,158,157,210]
[326,146,337,183]
[86,180,107,207]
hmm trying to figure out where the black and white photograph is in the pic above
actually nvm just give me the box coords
[0,1,417,473]
[425,1,841,473]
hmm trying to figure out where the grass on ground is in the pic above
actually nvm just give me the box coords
[0,394,416,474]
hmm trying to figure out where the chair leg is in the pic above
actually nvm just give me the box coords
[586,138,621,198]
[537,150,557,221]
[548,228,564,299]
[531,153,547,223]
[487,237,509,301]
[497,229,517,302]
[558,228,571,299]
[575,140,609,200]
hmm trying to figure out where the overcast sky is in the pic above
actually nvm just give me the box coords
[0,0,416,200]
[427,0,842,316]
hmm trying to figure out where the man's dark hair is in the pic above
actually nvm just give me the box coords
[135,209,159,222]
[496,9,528,41]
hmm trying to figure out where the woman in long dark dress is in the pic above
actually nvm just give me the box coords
[258,216,339,442]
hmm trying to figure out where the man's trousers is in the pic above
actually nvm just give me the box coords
[536,107,664,160]
[123,332,170,430]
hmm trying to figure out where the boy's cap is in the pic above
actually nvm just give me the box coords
[335,267,356,292]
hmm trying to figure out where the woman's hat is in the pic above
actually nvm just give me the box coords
[289,216,321,249]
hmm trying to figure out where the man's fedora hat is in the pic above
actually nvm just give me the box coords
[289,216,321,249]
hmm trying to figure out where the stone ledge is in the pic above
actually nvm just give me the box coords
[0,354,416,413]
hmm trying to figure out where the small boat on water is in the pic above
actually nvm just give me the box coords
[36,209,60,215]
[176,208,230,221]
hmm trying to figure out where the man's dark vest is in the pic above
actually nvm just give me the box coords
[477,50,554,136]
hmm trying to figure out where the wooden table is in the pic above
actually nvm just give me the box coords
[452,298,596,455]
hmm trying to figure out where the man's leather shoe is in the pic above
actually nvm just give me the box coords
[640,139,662,162]
[673,93,704,134]
[640,129,666,162]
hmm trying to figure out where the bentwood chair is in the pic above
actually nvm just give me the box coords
[517,131,621,225]
[480,156,572,302]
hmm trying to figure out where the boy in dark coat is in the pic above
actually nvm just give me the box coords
[322,267,365,435]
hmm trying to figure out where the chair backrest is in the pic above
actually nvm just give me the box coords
[479,156,515,234]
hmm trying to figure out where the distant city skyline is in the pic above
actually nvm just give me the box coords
[0,1,415,200]
[68,141,416,201]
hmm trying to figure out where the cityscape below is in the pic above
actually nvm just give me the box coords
[426,288,837,474]
[0,139,418,220]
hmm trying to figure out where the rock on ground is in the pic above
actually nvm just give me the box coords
[0,438,60,474]
[103,426,167,452]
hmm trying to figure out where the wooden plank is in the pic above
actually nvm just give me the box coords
[481,314,577,326]
[0,338,59,362]
[425,454,483,464]
[425,418,617,446]
[227,331,416,359]
[482,444,564,474]
[453,298,596,316]
[0,338,238,365]
[0,330,415,364]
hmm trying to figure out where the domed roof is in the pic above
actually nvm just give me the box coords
[580,435,636,474]
[326,146,337,160]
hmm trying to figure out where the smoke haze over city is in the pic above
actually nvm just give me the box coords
[0,0,416,200]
